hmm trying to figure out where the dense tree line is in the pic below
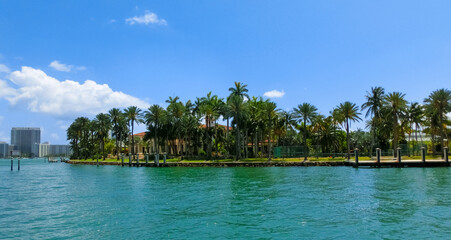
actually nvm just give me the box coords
[67,83,451,160]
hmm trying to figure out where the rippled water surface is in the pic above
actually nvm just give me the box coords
[0,159,450,239]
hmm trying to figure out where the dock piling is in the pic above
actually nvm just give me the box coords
[397,148,401,164]
[11,159,13,171]
[354,148,359,168]
[421,147,426,165]
[154,154,159,167]
[18,159,20,171]
[129,154,132,167]
[145,154,148,164]
[137,154,139,166]
[376,148,381,167]
[163,154,167,165]
[121,154,124,167]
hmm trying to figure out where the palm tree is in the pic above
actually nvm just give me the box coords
[229,82,249,99]
[385,92,407,157]
[167,99,185,157]
[424,88,451,142]
[361,86,385,154]
[334,101,362,160]
[67,117,86,159]
[408,102,424,148]
[262,100,278,161]
[228,82,249,160]
[144,104,166,156]
[228,95,246,160]
[94,113,111,160]
[108,108,124,159]
[200,92,222,159]
[124,106,143,160]
[293,103,318,161]
[312,115,341,154]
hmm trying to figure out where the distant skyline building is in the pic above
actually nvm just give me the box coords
[11,127,41,157]
[39,142,72,157]
[0,142,9,158]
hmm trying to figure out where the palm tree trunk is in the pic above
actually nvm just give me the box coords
[268,125,272,161]
[131,120,135,160]
[155,125,159,155]
[393,114,398,158]
[102,138,105,160]
[303,118,307,161]
[346,118,350,160]
[235,123,240,160]
[254,130,258,158]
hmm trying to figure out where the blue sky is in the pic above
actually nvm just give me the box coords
[1,0,451,144]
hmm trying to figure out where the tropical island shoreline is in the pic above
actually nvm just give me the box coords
[66,156,450,168]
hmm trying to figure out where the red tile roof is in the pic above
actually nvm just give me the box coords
[133,132,146,137]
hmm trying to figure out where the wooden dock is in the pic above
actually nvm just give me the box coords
[348,159,450,168]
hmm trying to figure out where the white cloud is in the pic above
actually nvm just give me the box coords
[263,90,285,98]
[49,60,86,72]
[49,60,72,72]
[0,64,10,73]
[1,66,149,116]
[126,11,167,26]
[0,79,17,97]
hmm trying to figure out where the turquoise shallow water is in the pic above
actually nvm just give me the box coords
[0,159,450,239]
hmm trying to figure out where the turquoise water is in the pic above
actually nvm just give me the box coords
[0,159,450,239]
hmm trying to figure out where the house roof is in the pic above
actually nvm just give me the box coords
[133,132,146,137]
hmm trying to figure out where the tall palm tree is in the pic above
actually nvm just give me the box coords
[385,92,407,157]
[94,113,111,160]
[200,92,222,159]
[229,82,249,99]
[144,104,166,155]
[108,108,124,159]
[228,95,246,160]
[293,103,318,161]
[334,101,362,160]
[361,86,385,154]
[124,106,143,160]
[262,100,278,161]
[424,88,451,142]
[228,82,249,160]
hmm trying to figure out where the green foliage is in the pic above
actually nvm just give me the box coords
[67,85,451,160]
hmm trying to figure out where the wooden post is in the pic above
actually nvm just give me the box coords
[354,148,359,167]
[121,154,124,167]
[145,154,148,164]
[376,148,381,167]
[96,157,99,167]
[129,154,132,167]
[163,154,167,165]
[155,154,159,167]
[397,148,401,164]
[136,154,139,167]
[18,159,20,171]
[421,147,426,164]
[444,147,449,164]
[11,159,13,171]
